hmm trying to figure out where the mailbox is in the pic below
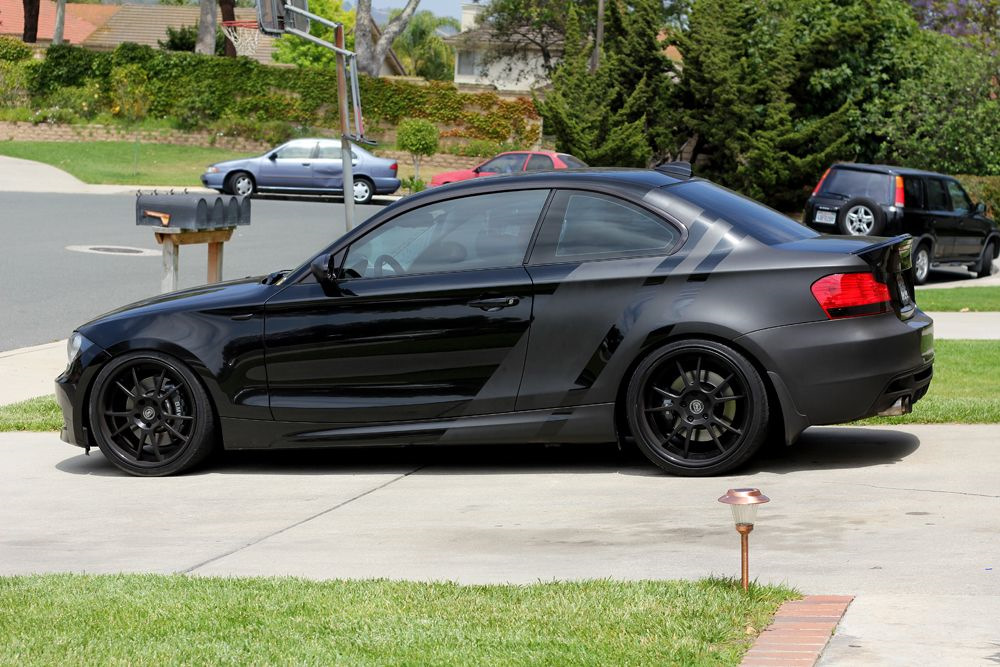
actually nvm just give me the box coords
[135,192,251,294]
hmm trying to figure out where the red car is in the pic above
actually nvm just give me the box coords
[430,150,587,186]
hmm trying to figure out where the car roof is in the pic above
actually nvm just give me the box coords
[830,162,950,179]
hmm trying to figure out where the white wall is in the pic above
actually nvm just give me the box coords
[454,47,550,92]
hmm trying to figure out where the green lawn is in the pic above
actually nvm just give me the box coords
[0,575,796,666]
[916,286,1000,312]
[0,395,62,431]
[860,339,1000,424]
[0,141,252,186]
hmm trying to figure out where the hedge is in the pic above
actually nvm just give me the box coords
[4,43,540,146]
[958,175,1000,218]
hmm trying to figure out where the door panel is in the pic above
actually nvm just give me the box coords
[947,180,984,259]
[258,141,317,188]
[924,177,959,259]
[309,141,359,190]
[263,271,533,423]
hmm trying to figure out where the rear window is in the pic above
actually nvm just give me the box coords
[821,168,892,203]
[660,180,818,245]
[558,154,588,168]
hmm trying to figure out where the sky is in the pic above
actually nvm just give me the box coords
[373,0,463,20]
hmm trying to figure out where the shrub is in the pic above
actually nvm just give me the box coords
[0,60,34,107]
[400,175,426,194]
[45,81,106,119]
[158,24,227,56]
[28,44,101,97]
[109,64,150,122]
[0,36,32,62]
[30,107,78,125]
[397,118,438,180]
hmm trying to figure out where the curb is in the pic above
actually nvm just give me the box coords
[740,595,853,666]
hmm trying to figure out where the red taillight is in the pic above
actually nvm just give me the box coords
[390,162,398,172]
[811,273,891,319]
[894,175,905,208]
[812,168,831,196]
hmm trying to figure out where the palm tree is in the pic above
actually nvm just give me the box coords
[391,10,461,81]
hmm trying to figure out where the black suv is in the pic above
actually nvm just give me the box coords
[804,163,999,284]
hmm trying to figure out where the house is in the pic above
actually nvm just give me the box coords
[445,1,552,93]
[0,1,406,73]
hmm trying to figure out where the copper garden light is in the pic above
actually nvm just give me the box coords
[718,488,770,591]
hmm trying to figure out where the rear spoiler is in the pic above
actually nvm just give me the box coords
[850,234,911,258]
[852,234,915,320]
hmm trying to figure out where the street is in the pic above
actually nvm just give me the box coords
[0,191,383,351]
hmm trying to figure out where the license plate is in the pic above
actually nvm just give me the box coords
[897,274,913,307]
[814,210,836,224]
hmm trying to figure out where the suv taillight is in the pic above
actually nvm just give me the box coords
[811,273,890,319]
[894,175,905,207]
[812,168,831,196]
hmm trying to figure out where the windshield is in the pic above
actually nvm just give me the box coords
[654,180,818,245]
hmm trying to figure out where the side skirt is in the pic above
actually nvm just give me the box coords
[219,403,617,450]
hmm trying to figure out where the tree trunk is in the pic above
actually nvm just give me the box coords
[219,0,237,57]
[195,0,217,55]
[355,0,421,77]
[590,0,605,73]
[53,0,67,45]
[22,0,40,43]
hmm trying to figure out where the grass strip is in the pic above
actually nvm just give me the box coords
[0,395,62,432]
[916,286,1000,312]
[0,575,796,666]
[860,339,1000,424]
[0,141,250,186]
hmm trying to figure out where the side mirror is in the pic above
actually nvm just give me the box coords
[310,253,341,294]
[268,153,277,161]
[472,166,481,174]
[975,202,986,214]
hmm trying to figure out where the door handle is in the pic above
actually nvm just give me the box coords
[468,296,519,311]
[301,162,312,166]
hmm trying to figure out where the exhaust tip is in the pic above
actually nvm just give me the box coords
[878,396,912,417]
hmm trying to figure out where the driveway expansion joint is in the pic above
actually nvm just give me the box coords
[740,595,853,667]
[179,465,425,574]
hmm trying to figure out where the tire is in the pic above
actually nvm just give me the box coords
[836,198,885,236]
[226,171,255,197]
[352,177,374,205]
[625,339,769,476]
[976,240,997,279]
[913,243,931,285]
[88,351,217,477]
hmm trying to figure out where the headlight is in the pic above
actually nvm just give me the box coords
[66,332,92,369]
[206,166,220,174]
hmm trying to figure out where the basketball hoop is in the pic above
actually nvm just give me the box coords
[221,20,262,57]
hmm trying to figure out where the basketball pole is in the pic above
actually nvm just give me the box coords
[335,24,355,232]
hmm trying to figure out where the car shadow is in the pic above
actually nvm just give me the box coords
[54,426,920,478]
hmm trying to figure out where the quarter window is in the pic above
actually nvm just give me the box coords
[925,178,950,211]
[525,154,554,171]
[903,176,924,209]
[530,191,680,263]
[343,190,549,278]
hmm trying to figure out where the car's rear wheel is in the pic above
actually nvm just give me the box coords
[837,198,885,236]
[88,351,216,477]
[913,243,931,285]
[352,177,374,205]
[976,240,997,278]
[227,171,255,197]
[625,340,769,476]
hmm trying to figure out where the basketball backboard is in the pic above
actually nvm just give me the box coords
[257,0,310,36]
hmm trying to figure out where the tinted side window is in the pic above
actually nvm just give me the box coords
[821,168,892,203]
[903,176,924,209]
[344,190,549,278]
[530,191,680,263]
[525,154,554,171]
[480,154,526,174]
[925,178,950,210]
[946,180,971,213]
[558,154,588,168]
[275,142,316,159]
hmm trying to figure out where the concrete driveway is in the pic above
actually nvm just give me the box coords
[2,424,998,665]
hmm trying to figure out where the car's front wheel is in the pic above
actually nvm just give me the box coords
[625,339,769,476]
[352,177,374,205]
[88,351,217,477]
[913,243,931,285]
[226,171,255,197]
[976,240,997,279]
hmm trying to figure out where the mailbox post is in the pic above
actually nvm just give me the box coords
[136,193,250,293]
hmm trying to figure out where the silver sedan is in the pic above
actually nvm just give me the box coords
[201,139,401,205]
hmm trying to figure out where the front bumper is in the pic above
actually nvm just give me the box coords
[737,310,934,439]
[55,341,112,449]
[201,172,225,190]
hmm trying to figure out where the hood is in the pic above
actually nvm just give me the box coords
[80,275,271,333]
[207,156,258,171]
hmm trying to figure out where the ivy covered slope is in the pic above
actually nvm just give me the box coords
[0,42,540,146]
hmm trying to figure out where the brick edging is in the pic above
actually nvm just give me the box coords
[740,595,854,666]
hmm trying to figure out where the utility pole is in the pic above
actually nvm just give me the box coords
[335,24,355,231]
[53,0,66,44]
[590,0,605,73]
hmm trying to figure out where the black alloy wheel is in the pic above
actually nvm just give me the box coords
[89,351,216,476]
[626,339,769,476]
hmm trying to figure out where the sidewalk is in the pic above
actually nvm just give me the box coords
[0,155,214,195]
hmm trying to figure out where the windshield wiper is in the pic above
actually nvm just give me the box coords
[263,270,290,285]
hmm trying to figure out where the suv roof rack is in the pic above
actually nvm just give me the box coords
[654,160,693,180]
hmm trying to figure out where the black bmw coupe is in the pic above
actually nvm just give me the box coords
[56,165,934,477]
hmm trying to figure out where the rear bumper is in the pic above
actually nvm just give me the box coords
[738,310,934,439]
[372,177,401,195]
